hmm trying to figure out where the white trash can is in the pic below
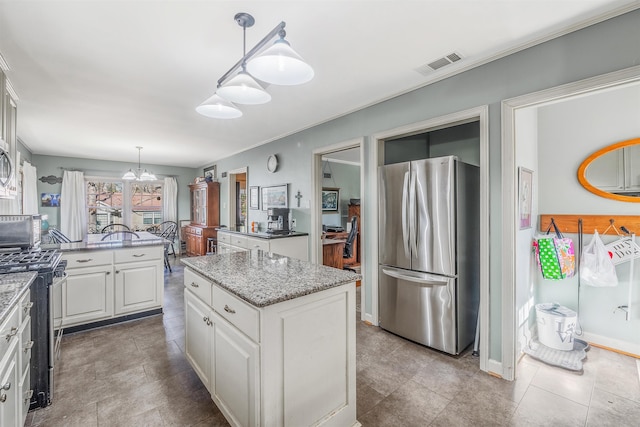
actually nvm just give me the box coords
[535,303,577,351]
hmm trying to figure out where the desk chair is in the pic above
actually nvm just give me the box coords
[343,216,358,263]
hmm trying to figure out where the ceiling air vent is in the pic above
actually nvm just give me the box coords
[415,52,463,75]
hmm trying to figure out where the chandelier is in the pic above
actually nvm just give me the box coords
[122,146,157,181]
[196,12,314,119]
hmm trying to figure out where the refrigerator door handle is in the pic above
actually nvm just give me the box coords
[409,170,418,256]
[401,171,410,258]
[382,267,453,286]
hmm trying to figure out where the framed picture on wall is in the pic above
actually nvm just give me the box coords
[41,193,61,207]
[261,184,288,210]
[518,167,533,229]
[249,186,260,210]
[203,165,216,181]
[322,187,340,212]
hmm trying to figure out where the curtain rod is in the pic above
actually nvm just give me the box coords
[57,166,178,178]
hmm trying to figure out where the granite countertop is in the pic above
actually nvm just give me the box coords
[0,272,37,325]
[216,228,308,240]
[42,231,165,252]
[181,251,361,308]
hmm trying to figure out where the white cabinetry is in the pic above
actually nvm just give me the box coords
[61,246,164,328]
[183,267,356,427]
[587,145,640,193]
[114,248,163,315]
[0,290,31,427]
[217,231,308,261]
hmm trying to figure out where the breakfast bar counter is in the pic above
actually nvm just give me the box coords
[181,251,361,427]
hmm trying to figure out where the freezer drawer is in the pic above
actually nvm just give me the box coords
[378,265,460,354]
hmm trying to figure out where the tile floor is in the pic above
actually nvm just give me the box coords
[26,257,640,426]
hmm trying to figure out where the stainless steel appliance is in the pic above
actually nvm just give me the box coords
[0,248,65,409]
[378,155,479,355]
[266,208,291,234]
[0,215,42,248]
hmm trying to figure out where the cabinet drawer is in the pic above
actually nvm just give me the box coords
[218,232,230,244]
[114,246,163,263]
[230,235,248,249]
[212,286,259,342]
[246,237,269,251]
[64,250,113,269]
[0,304,19,357]
[184,268,212,306]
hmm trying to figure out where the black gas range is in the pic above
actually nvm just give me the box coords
[0,247,65,410]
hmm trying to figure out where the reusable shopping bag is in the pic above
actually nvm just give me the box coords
[533,219,575,280]
[581,230,618,287]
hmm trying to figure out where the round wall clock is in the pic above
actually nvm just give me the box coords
[267,154,279,173]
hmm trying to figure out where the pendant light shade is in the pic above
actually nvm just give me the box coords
[195,94,243,119]
[217,71,271,105]
[122,169,137,180]
[246,38,314,86]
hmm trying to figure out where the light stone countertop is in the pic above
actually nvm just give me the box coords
[181,250,361,308]
[0,272,37,325]
[42,231,165,252]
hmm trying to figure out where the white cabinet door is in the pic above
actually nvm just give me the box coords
[211,313,259,427]
[63,265,114,326]
[114,261,162,315]
[184,290,212,392]
[0,343,19,427]
[270,235,309,261]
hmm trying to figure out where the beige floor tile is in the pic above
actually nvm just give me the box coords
[509,385,588,426]
[587,387,640,426]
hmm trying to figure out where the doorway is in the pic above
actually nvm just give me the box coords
[227,167,248,231]
[312,138,365,318]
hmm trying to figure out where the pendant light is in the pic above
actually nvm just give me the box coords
[122,146,157,181]
[196,13,313,119]
[195,94,243,119]
[246,35,314,86]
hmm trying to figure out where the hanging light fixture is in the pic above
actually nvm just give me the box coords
[196,12,313,119]
[122,146,157,181]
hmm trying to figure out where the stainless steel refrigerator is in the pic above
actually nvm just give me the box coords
[378,155,479,355]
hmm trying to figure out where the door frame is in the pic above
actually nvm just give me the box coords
[227,166,248,231]
[370,105,490,370]
[311,138,365,317]
[501,65,640,381]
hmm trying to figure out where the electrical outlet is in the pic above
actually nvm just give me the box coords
[292,219,297,228]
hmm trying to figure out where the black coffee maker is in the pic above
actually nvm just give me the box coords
[266,208,291,234]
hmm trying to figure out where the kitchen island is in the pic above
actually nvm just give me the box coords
[44,231,165,331]
[182,251,361,427]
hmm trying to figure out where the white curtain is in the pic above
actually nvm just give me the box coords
[60,171,87,241]
[163,177,178,223]
[163,177,178,252]
[21,161,39,215]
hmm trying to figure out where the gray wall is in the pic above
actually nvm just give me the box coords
[31,154,197,229]
[211,9,640,362]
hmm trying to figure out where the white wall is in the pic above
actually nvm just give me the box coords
[535,81,640,353]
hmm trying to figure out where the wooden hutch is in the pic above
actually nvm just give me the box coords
[183,181,220,256]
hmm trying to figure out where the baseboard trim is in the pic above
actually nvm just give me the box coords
[61,308,163,334]
[581,331,640,358]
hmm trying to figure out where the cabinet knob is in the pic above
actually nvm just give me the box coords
[23,301,34,312]
[0,382,10,391]
[24,341,34,353]
[5,327,18,341]
[76,258,93,263]
[224,305,236,314]
[115,270,120,274]
[106,271,111,275]
[0,393,6,403]
[190,282,199,288]
[133,254,145,258]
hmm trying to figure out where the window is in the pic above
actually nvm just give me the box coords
[86,178,163,232]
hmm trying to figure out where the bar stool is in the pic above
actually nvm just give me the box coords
[207,237,217,254]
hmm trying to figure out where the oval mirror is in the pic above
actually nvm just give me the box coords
[0,148,12,187]
[578,137,640,202]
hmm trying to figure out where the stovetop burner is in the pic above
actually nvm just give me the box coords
[0,248,62,273]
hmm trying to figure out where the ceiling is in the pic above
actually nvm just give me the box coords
[0,1,636,169]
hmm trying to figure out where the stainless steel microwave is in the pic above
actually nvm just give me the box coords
[0,215,42,248]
